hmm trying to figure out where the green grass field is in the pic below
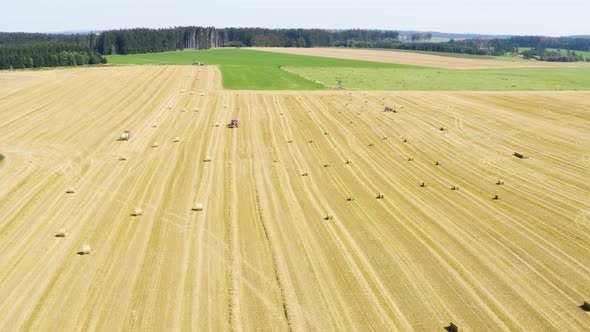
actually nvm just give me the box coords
[106,49,590,91]
[288,66,590,91]
[107,49,417,90]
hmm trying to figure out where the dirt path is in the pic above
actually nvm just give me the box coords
[1,66,589,331]
[252,47,590,69]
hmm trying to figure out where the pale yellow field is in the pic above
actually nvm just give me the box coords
[253,47,590,69]
[1,66,590,331]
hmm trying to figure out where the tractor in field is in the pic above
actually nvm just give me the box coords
[118,130,131,141]
[228,119,239,128]
[384,106,396,113]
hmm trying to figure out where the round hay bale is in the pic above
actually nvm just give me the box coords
[408,157,414,161]
[181,108,186,112]
[323,164,330,168]
[181,90,185,93]
[451,185,460,191]
[435,161,441,166]
[203,155,212,162]
[347,196,355,201]
[496,180,505,185]
[119,155,128,161]
[152,123,158,128]
[151,142,159,148]
[66,187,76,194]
[215,123,220,127]
[200,93,205,96]
[133,207,143,216]
[368,143,374,147]
[194,108,199,112]
[193,203,204,211]
[56,228,68,237]
[173,137,180,142]
[325,214,334,221]
[80,244,91,255]
[168,106,172,109]
[493,194,501,200]
[420,182,428,187]
[301,172,309,176]
[287,140,293,143]
[376,193,384,199]
[345,160,352,164]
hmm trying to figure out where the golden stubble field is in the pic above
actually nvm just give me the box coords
[254,47,590,69]
[1,65,590,331]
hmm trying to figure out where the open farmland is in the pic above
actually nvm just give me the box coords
[1,65,590,331]
[257,47,590,69]
[107,49,590,91]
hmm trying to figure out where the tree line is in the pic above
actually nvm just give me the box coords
[1,28,589,69]
[0,43,105,70]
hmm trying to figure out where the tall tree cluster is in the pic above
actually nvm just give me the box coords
[0,43,105,70]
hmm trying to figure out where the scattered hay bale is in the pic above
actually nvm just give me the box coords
[496,180,505,185]
[56,228,68,237]
[420,182,428,187]
[203,155,212,162]
[133,208,143,216]
[408,157,414,161]
[451,185,460,191]
[376,193,384,199]
[119,155,128,161]
[173,137,180,142]
[324,214,334,221]
[66,187,76,194]
[347,196,355,201]
[580,301,590,311]
[193,203,204,211]
[79,244,91,255]
[513,152,528,159]
[445,322,459,332]
[301,172,309,176]
[493,194,501,200]
[151,142,159,148]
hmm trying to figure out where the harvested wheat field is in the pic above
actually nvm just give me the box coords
[255,47,590,69]
[1,65,590,331]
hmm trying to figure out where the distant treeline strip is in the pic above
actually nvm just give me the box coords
[0,43,106,70]
[1,28,589,68]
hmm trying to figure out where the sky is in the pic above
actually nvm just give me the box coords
[1,0,588,36]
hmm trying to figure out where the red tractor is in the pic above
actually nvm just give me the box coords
[228,119,239,128]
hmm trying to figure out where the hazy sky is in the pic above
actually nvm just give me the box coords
[1,0,587,36]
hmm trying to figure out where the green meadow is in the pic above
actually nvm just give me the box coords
[106,49,590,91]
